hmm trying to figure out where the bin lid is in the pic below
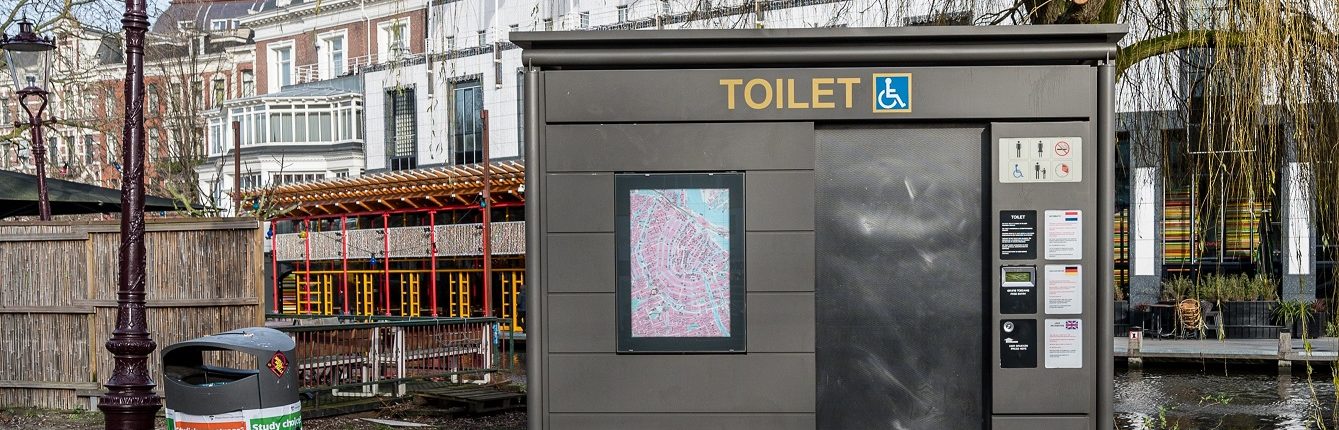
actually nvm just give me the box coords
[163,327,295,356]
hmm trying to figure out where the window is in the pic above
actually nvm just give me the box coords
[147,84,159,112]
[516,70,525,145]
[379,20,409,59]
[210,19,228,31]
[241,70,255,97]
[210,121,223,154]
[579,11,590,28]
[192,79,204,110]
[617,5,629,22]
[213,77,226,106]
[46,136,57,164]
[271,172,324,185]
[168,82,184,110]
[543,18,553,31]
[271,45,294,89]
[451,80,482,165]
[103,88,116,116]
[385,87,417,170]
[83,135,94,164]
[240,173,262,189]
[660,0,671,14]
[107,135,119,163]
[477,30,486,47]
[148,128,160,151]
[445,36,455,51]
[902,11,973,26]
[320,33,346,79]
[509,24,519,33]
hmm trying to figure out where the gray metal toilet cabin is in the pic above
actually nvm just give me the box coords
[515,25,1126,430]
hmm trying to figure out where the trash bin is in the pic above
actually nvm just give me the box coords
[162,327,300,430]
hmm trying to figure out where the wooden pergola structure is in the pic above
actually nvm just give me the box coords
[254,161,527,324]
[257,160,526,217]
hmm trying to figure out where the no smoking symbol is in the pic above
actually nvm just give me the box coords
[1054,141,1071,157]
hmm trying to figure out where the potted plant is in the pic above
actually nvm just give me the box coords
[1275,300,1311,339]
[1306,299,1329,339]
[1221,274,1280,339]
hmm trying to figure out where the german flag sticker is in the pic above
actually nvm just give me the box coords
[267,351,289,378]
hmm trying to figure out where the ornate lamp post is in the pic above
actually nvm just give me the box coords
[98,0,162,425]
[1,19,56,221]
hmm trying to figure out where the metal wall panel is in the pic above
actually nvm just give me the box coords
[746,171,816,231]
[546,123,816,172]
[543,67,1095,123]
[547,294,616,353]
[547,292,815,354]
[545,234,615,293]
[745,232,815,292]
[549,413,816,430]
[815,125,986,429]
[547,354,816,413]
[545,173,614,233]
[992,416,1090,430]
[746,293,816,353]
[990,122,1098,415]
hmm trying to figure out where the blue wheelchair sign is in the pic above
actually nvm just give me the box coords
[872,73,911,112]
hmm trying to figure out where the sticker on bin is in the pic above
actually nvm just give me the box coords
[167,401,301,430]
[267,351,289,378]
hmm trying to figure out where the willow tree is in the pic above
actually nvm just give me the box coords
[980,0,1339,426]
[981,2,1336,287]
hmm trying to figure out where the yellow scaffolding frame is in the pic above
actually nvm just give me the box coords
[400,273,422,317]
[449,272,471,318]
[277,268,524,320]
[352,273,375,316]
[500,271,524,333]
[297,275,333,315]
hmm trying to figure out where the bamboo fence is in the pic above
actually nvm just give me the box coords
[0,218,263,410]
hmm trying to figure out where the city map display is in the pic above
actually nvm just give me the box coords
[628,188,732,338]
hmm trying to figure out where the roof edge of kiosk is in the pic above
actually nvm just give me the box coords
[512,24,1128,68]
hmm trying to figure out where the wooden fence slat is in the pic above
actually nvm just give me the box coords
[0,218,261,409]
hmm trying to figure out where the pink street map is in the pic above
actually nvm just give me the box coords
[628,188,731,338]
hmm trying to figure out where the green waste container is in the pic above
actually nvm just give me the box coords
[162,327,300,430]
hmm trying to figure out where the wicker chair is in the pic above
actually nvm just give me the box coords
[1177,299,1207,338]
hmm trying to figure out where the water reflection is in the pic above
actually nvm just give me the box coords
[1115,367,1335,429]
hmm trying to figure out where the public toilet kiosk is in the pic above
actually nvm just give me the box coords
[515,25,1126,430]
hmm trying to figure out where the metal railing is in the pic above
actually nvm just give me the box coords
[276,317,499,407]
[292,51,426,85]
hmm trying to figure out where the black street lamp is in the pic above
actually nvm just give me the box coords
[99,0,161,424]
[2,18,56,220]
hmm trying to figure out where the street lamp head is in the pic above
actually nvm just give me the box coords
[2,18,56,94]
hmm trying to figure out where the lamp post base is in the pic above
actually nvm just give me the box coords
[98,397,160,430]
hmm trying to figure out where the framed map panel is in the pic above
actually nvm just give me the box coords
[615,173,746,353]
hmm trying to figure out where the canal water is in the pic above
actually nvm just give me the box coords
[1116,368,1338,429]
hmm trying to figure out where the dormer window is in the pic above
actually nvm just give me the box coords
[177,20,195,31]
[210,19,228,31]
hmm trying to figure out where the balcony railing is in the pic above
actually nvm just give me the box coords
[276,221,525,261]
[292,50,426,85]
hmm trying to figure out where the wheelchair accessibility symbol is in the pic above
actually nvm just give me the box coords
[872,73,912,113]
